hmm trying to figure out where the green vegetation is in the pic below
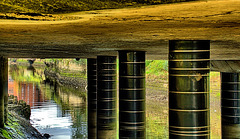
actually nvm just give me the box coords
[0,112,33,139]
[1,129,11,139]
[209,72,221,138]
[46,58,87,78]
[146,60,168,76]
[60,72,86,78]
[210,72,221,97]
[147,118,168,138]
[146,100,168,138]
[0,0,195,14]
[9,65,43,83]
[146,60,168,85]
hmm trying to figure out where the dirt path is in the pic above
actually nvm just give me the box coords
[0,0,239,60]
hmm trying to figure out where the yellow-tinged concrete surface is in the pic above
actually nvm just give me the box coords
[0,0,239,60]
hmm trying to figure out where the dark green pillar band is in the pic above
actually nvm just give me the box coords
[221,73,240,138]
[87,58,97,139]
[0,57,8,128]
[97,56,117,139]
[169,40,210,139]
[119,51,146,139]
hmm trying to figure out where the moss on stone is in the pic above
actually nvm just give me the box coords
[0,108,45,138]
[1,129,11,139]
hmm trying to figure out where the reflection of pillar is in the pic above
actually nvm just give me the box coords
[118,51,146,138]
[54,80,57,94]
[87,58,97,139]
[169,40,210,138]
[0,57,8,127]
[97,56,117,139]
[221,73,240,138]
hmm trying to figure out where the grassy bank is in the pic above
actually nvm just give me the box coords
[0,0,195,14]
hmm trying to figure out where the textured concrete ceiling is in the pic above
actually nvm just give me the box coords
[0,0,239,60]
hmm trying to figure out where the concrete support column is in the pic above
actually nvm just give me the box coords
[97,56,117,139]
[221,73,240,138]
[87,58,97,139]
[118,51,146,139]
[0,57,8,127]
[169,40,210,138]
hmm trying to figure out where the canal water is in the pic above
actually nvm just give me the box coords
[8,65,87,139]
[8,64,221,139]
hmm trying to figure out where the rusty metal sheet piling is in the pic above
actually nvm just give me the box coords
[87,58,97,139]
[97,56,117,139]
[221,73,240,138]
[169,40,210,139]
[119,51,146,139]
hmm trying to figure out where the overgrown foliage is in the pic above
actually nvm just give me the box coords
[0,0,195,14]
[146,60,168,76]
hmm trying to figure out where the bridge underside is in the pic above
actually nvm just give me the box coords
[1,0,240,137]
[0,0,239,60]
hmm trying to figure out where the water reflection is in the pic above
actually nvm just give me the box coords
[8,64,221,139]
[8,65,87,139]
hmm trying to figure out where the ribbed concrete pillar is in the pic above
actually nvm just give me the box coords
[118,51,146,139]
[169,40,210,139]
[0,57,8,127]
[97,56,117,139]
[221,73,240,138]
[87,58,97,139]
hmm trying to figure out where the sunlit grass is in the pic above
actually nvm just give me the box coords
[210,72,221,139]
[0,0,196,14]
[146,100,168,138]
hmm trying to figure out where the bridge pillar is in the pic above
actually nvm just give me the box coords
[87,58,97,139]
[221,73,240,138]
[97,56,117,139]
[169,40,210,138]
[0,56,8,127]
[118,51,146,139]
